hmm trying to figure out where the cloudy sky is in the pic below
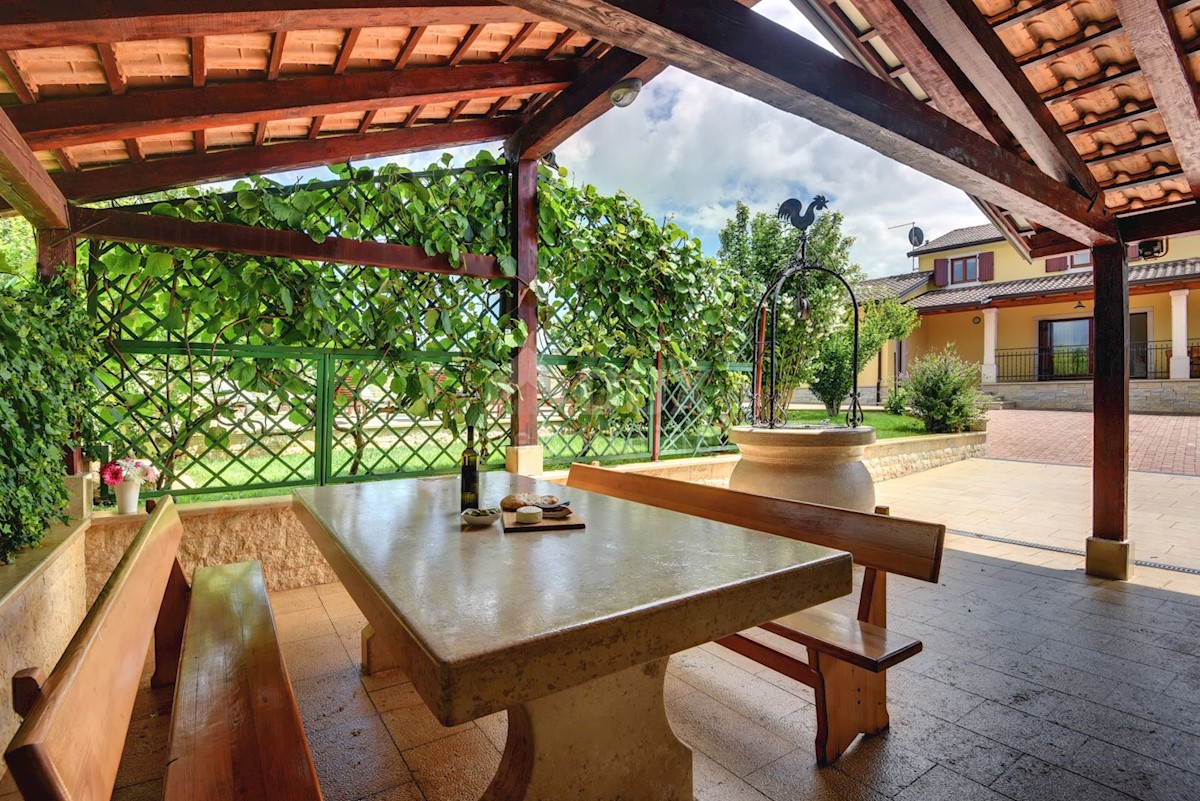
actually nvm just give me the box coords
[288,0,991,278]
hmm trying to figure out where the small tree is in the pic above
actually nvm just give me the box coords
[717,203,861,410]
[808,298,919,417]
[906,345,987,433]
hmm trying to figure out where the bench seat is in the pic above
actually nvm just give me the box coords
[164,561,321,801]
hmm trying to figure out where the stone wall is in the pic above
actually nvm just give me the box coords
[543,431,987,487]
[86,498,334,605]
[984,379,1200,413]
[0,521,88,772]
[863,432,988,482]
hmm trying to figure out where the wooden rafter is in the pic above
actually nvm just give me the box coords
[0,49,78,177]
[96,43,126,95]
[393,25,427,69]
[309,116,325,138]
[499,22,539,61]
[267,31,288,79]
[0,2,543,49]
[448,24,485,66]
[500,0,1116,244]
[542,29,576,60]
[192,36,206,87]
[810,0,1011,146]
[404,105,426,127]
[55,117,520,202]
[0,107,68,229]
[194,128,206,154]
[1111,0,1200,198]
[902,0,1103,199]
[70,207,509,280]
[446,100,471,122]
[12,60,585,149]
[332,27,361,74]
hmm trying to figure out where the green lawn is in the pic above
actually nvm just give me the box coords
[785,410,929,439]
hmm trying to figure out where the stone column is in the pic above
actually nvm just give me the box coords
[981,308,999,384]
[1169,289,1190,380]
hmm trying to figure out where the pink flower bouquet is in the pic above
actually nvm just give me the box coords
[100,458,160,487]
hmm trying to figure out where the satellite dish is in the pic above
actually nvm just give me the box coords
[908,226,925,247]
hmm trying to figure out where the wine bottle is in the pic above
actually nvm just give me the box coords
[460,425,479,512]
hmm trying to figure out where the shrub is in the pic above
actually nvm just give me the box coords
[0,278,98,563]
[883,380,910,416]
[906,346,986,433]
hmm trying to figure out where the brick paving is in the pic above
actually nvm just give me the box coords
[984,409,1200,476]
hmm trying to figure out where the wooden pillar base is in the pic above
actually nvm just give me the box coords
[1085,537,1134,581]
[482,658,692,801]
[505,445,544,476]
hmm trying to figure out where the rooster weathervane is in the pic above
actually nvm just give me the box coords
[750,194,864,429]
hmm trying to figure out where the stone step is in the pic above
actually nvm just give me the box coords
[984,400,1016,410]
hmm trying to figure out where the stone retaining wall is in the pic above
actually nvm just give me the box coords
[984,379,1200,413]
[544,430,987,487]
[86,498,334,606]
[863,432,987,481]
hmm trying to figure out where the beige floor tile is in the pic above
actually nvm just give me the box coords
[381,699,476,752]
[275,604,338,643]
[293,665,378,735]
[405,727,501,801]
[281,632,356,681]
[308,715,413,801]
[270,585,325,614]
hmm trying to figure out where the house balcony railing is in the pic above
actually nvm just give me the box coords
[994,339,1200,382]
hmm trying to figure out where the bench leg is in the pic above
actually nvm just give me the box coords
[482,658,692,801]
[152,557,190,688]
[811,651,889,766]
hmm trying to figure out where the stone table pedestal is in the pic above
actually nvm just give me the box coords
[728,425,877,513]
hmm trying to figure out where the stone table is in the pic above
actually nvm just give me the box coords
[293,473,851,801]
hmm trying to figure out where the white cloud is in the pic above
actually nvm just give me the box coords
[263,0,987,278]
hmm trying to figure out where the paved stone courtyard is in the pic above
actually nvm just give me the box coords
[8,536,1195,801]
[877,458,1200,572]
[985,409,1200,476]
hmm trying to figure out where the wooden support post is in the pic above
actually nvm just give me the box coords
[1089,242,1134,579]
[506,159,541,475]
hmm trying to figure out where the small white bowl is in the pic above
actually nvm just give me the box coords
[461,509,501,527]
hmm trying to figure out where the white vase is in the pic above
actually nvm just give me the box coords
[115,480,141,515]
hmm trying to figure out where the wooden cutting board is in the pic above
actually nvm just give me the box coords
[502,509,586,533]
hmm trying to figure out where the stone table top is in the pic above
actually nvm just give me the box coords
[293,473,852,724]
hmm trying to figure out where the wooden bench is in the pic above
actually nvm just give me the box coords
[567,463,945,766]
[5,497,322,801]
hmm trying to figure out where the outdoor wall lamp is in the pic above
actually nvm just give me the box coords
[608,77,642,107]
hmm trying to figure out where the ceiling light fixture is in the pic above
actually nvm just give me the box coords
[608,77,643,108]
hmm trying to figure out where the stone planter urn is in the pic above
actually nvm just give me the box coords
[728,425,877,513]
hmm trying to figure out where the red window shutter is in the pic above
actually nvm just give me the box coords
[978,251,995,281]
[1126,243,1140,262]
[1045,256,1069,272]
[933,258,949,286]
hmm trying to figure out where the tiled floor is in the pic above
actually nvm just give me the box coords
[7,536,1199,801]
[877,458,1200,572]
[984,409,1200,476]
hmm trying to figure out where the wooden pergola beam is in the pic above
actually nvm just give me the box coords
[0,108,68,229]
[499,0,1116,245]
[56,117,521,203]
[506,49,664,160]
[70,207,509,280]
[12,60,582,150]
[902,0,1103,200]
[1111,0,1200,198]
[0,2,543,50]
[821,0,1010,146]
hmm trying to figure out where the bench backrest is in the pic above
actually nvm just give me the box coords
[567,464,944,583]
[5,497,184,801]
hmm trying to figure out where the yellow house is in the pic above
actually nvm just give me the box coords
[861,224,1200,413]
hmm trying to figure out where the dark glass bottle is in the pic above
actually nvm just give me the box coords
[460,425,479,512]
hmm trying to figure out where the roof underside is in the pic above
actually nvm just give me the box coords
[0,3,626,204]
[797,0,1200,250]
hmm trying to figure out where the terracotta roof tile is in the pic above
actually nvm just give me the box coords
[907,223,1003,256]
[908,257,1200,311]
[861,272,932,300]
